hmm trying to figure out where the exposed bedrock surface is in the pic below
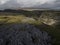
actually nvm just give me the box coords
[0,24,51,45]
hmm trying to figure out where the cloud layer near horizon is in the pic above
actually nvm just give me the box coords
[0,0,60,9]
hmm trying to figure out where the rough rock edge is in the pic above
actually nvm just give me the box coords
[0,24,51,45]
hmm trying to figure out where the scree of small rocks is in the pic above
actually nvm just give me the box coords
[0,24,51,45]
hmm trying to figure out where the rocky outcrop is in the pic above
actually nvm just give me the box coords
[0,24,51,45]
[39,12,60,25]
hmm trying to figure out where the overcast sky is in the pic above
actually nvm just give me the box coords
[0,0,60,9]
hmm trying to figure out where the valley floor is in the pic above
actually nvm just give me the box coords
[0,13,60,45]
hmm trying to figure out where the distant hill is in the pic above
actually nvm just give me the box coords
[0,9,60,12]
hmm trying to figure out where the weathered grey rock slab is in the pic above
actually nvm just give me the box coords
[0,24,51,45]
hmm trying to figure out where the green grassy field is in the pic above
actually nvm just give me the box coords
[0,15,42,25]
[0,12,60,45]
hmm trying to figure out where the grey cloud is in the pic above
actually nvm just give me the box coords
[0,0,60,10]
[32,0,60,9]
[0,0,22,9]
